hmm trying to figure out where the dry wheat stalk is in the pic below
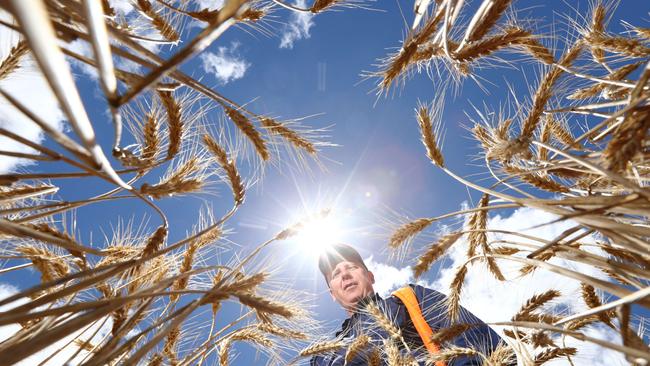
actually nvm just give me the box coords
[466,194,489,257]
[512,290,561,321]
[367,346,382,366]
[428,346,479,362]
[417,101,445,167]
[0,39,28,80]
[299,339,346,356]
[580,283,614,326]
[538,115,551,161]
[413,231,462,278]
[376,7,445,91]
[446,264,468,322]
[430,323,473,344]
[234,292,296,318]
[140,157,204,198]
[603,105,650,172]
[260,117,317,155]
[491,246,519,255]
[586,32,650,58]
[454,27,531,63]
[225,106,270,161]
[503,165,570,194]
[344,334,371,364]
[365,302,403,340]
[141,112,159,163]
[482,342,516,366]
[546,116,575,147]
[171,225,221,301]
[465,0,512,43]
[533,347,576,365]
[158,90,184,159]
[135,0,179,41]
[203,134,245,206]
[384,338,401,365]
[16,245,69,284]
[568,61,642,100]
[389,218,434,248]
[519,42,583,144]
[257,322,307,340]
[529,330,556,348]
[308,0,337,13]
[589,4,607,67]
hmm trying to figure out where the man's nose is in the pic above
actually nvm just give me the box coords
[341,269,352,279]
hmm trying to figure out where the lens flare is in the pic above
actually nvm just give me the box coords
[280,208,345,259]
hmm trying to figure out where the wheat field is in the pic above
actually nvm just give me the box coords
[0,0,648,365]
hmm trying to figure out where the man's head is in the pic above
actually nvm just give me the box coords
[318,243,375,313]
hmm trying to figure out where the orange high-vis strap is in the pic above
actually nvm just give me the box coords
[392,286,446,366]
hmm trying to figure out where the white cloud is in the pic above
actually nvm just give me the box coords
[372,206,627,365]
[366,256,414,297]
[195,0,225,10]
[200,41,250,85]
[0,17,66,174]
[279,0,314,49]
[108,0,135,15]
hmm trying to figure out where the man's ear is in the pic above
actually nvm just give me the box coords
[368,270,375,284]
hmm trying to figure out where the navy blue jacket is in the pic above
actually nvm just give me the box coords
[310,284,505,365]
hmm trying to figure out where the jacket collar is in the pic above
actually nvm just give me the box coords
[335,292,382,337]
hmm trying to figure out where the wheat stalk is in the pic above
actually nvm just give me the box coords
[519,42,583,142]
[365,302,403,340]
[512,290,561,321]
[203,134,245,206]
[430,323,473,344]
[344,334,371,364]
[260,117,317,155]
[299,339,346,356]
[135,0,179,42]
[158,90,183,159]
[587,32,650,57]
[533,347,576,365]
[446,264,468,322]
[389,218,434,248]
[0,40,28,80]
[413,231,462,278]
[416,101,445,167]
[225,106,270,161]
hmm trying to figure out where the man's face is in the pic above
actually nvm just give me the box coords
[327,260,375,312]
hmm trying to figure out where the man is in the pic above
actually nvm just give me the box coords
[310,243,508,366]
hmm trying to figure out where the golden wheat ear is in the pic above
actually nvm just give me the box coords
[0,40,29,81]
[534,347,577,365]
[299,339,346,357]
[416,99,445,167]
[413,231,463,278]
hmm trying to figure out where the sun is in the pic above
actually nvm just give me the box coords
[293,214,342,251]
[283,208,345,259]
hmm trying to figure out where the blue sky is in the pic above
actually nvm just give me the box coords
[0,0,649,364]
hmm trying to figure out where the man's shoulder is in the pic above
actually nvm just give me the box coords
[389,283,447,302]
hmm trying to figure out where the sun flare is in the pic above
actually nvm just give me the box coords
[283,208,345,259]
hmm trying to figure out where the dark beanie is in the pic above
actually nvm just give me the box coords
[318,243,368,285]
